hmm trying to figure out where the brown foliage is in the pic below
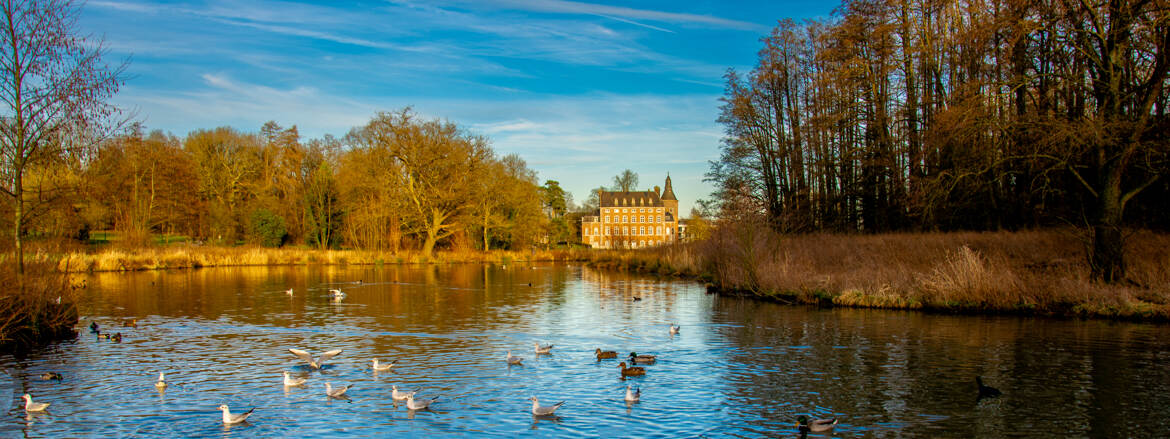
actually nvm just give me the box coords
[0,262,78,352]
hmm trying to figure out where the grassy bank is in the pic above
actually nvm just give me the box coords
[50,246,593,273]
[0,263,79,353]
[587,226,1170,321]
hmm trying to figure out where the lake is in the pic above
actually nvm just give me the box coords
[3,264,1168,437]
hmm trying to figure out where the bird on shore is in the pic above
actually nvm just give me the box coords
[392,385,420,401]
[506,351,524,365]
[40,372,63,381]
[797,415,837,432]
[624,385,641,402]
[325,382,353,399]
[595,348,617,360]
[155,372,167,390]
[406,393,439,410]
[283,371,307,387]
[976,376,1002,399]
[534,342,553,354]
[528,396,564,416]
[288,348,343,370]
[22,394,50,412]
[669,324,680,335]
[371,359,397,372]
[628,352,657,364]
[89,321,99,333]
[618,362,646,377]
[218,405,254,424]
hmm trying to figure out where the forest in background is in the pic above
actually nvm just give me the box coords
[708,0,1168,281]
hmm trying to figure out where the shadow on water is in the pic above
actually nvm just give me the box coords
[0,264,1165,437]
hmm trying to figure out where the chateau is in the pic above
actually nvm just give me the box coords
[580,176,680,249]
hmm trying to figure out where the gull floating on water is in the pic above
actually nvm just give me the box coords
[155,372,167,390]
[328,289,346,298]
[288,348,343,370]
[218,404,254,424]
[534,342,553,354]
[625,385,641,402]
[406,393,439,410]
[506,351,524,365]
[371,359,397,371]
[285,288,294,296]
[528,396,564,416]
[392,385,420,401]
[669,324,680,335]
[325,382,353,398]
[21,394,49,412]
[283,371,307,387]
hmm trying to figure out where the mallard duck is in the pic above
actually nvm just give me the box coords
[534,342,553,354]
[40,372,63,381]
[628,352,656,364]
[111,332,123,343]
[155,372,167,390]
[124,319,137,328]
[97,332,110,339]
[288,348,343,370]
[624,385,640,402]
[506,351,524,365]
[529,396,564,416]
[976,376,1002,399]
[325,382,353,398]
[618,362,645,377]
[797,415,837,432]
[669,324,680,335]
[22,394,49,412]
[218,405,254,424]
[595,348,617,359]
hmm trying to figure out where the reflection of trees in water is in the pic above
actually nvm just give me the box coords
[713,298,1170,437]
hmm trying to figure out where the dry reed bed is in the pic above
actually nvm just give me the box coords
[590,227,1170,321]
[54,246,594,273]
[0,263,79,352]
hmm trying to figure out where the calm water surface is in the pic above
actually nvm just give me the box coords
[2,264,1168,437]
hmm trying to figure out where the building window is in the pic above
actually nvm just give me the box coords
[639,226,645,235]
[657,226,662,235]
[623,227,628,235]
[622,215,628,223]
[605,226,611,235]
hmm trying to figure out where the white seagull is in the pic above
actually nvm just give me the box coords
[327,289,346,298]
[392,385,420,401]
[283,371,307,387]
[218,404,254,424]
[669,324,681,335]
[534,342,553,354]
[288,348,343,370]
[624,385,641,402]
[285,288,294,296]
[405,393,439,410]
[21,394,49,412]
[325,382,353,398]
[371,359,397,372]
[155,372,167,390]
[506,351,524,365]
[528,396,564,416]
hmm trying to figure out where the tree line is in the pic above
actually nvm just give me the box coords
[13,109,563,257]
[708,0,1168,281]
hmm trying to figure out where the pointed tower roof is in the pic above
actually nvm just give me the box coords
[661,175,677,201]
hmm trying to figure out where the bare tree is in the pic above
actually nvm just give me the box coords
[612,169,639,192]
[0,0,123,273]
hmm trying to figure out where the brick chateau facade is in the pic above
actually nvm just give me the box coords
[580,176,680,249]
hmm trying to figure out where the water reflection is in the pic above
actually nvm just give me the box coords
[0,264,1165,437]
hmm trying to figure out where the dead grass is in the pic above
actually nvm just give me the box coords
[589,224,1170,321]
[0,262,79,352]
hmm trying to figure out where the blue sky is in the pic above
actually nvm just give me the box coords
[82,0,836,213]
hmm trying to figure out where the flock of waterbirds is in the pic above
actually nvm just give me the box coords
[17,277,1006,434]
